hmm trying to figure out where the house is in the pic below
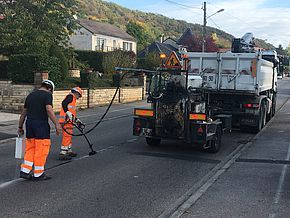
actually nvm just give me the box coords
[69,19,137,53]
[138,37,180,58]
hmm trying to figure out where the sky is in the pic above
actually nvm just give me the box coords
[105,0,290,48]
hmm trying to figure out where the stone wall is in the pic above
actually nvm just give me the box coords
[0,80,144,113]
[0,81,34,111]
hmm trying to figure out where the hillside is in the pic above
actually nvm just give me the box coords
[76,0,275,51]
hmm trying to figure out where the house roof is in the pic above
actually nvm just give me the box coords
[177,27,194,45]
[138,41,179,58]
[78,19,136,42]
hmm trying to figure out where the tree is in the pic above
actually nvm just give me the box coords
[126,20,154,52]
[102,50,136,76]
[276,44,287,56]
[0,0,78,56]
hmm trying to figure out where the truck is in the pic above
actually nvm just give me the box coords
[188,50,277,133]
[130,34,278,152]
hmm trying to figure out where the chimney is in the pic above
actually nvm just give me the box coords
[160,34,164,43]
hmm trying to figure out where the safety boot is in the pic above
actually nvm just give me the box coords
[68,149,77,157]
[20,171,32,180]
[59,153,72,160]
[33,173,51,181]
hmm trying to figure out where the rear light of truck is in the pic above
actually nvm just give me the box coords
[134,109,154,117]
[243,103,260,109]
[189,113,207,121]
[197,126,204,135]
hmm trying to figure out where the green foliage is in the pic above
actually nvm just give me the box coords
[76,50,136,76]
[102,50,136,75]
[0,0,79,56]
[126,21,154,51]
[137,53,160,70]
[49,45,70,79]
[75,51,104,72]
[7,54,62,85]
[88,73,112,88]
[61,77,81,89]
[0,60,8,79]
[80,71,113,88]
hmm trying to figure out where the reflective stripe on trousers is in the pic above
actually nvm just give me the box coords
[20,138,51,177]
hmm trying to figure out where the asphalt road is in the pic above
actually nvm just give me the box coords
[0,78,289,218]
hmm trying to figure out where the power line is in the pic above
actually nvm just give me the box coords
[208,17,221,29]
[164,0,201,10]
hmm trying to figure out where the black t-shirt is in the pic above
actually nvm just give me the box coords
[24,90,53,121]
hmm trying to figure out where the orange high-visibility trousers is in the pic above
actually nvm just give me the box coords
[20,138,51,177]
[61,123,73,148]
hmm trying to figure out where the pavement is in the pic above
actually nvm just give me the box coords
[175,96,290,217]
[0,112,20,140]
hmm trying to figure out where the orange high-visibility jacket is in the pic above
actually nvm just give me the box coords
[59,93,77,124]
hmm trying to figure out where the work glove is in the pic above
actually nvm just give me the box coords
[66,111,74,122]
[75,118,85,129]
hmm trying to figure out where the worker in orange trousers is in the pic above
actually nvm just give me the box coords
[58,87,83,160]
[18,80,61,181]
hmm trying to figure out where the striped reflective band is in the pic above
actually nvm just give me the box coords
[68,105,76,109]
[189,113,206,121]
[24,160,33,166]
[59,116,66,118]
[134,109,154,117]
[34,172,43,177]
[21,167,31,174]
[34,166,44,171]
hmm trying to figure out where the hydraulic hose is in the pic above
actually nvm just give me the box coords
[61,73,126,137]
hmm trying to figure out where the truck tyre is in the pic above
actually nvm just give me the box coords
[267,93,276,121]
[207,126,222,153]
[146,137,161,146]
[253,101,266,133]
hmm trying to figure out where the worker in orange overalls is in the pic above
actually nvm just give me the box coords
[18,80,61,181]
[58,87,83,160]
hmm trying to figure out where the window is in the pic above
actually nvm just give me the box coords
[96,38,106,51]
[113,40,117,49]
[123,42,133,51]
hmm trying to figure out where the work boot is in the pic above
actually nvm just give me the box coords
[33,173,51,181]
[68,151,77,157]
[59,153,72,161]
[20,171,32,180]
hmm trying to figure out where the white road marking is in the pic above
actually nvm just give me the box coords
[269,145,290,218]
[127,138,137,143]
[0,144,120,189]
[0,178,22,189]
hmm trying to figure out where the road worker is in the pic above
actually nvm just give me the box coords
[18,80,61,181]
[58,87,83,160]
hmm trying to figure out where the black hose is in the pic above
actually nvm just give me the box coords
[61,73,126,137]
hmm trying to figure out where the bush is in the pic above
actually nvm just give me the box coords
[0,61,9,79]
[137,53,160,70]
[102,50,136,75]
[75,50,104,72]
[8,54,62,85]
[81,71,113,88]
[75,50,136,76]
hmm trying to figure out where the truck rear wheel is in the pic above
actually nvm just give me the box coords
[146,137,161,146]
[253,101,267,133]
[267,93,276,121]
[206,126,222,153]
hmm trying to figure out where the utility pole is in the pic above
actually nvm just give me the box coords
[202,1,206,52]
